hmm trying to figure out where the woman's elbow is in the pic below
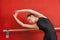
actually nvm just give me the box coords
[21,24,25,27]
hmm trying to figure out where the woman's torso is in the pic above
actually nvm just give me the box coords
[36,17,57,40]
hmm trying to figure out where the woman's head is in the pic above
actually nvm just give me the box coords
[27,14,38,23]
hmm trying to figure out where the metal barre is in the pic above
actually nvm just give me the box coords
[3,28,60,38]
[3,29,38,38]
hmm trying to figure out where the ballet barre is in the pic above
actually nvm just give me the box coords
[3,29,38,38]
[3,28,60,38]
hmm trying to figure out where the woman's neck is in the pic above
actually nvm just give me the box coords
[35,17,39,22]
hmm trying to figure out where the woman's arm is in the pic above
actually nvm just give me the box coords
[13,15,24,26]
[13,9,47,29]
[13,13,39,29]
[15,9,47,18]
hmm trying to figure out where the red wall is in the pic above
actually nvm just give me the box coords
[0,0,60,40]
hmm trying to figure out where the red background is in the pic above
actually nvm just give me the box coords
[0,0,60,40]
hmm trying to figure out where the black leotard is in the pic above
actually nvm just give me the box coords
[37,17,57,40]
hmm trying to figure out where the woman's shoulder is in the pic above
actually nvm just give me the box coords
[38,17,48,21]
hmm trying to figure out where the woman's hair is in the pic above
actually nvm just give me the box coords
[27,13,35,17]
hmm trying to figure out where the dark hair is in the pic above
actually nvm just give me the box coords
[27,13,35,17]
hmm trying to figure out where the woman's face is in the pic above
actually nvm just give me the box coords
[27,15,36,23]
